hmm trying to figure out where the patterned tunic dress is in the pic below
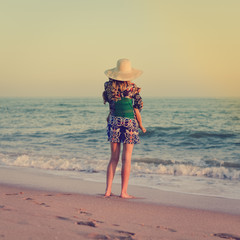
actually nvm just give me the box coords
[103,80,143,144]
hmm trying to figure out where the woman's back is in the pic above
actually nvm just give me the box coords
[103,79,143,119]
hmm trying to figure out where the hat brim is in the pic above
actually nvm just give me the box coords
[104,68,142,81]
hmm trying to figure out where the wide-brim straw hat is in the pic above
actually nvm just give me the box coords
[104,59,142,81]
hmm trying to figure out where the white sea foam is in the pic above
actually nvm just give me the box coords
[131,162,240,180]
[1,153,240,199]
[0,154,107,173]
[1,153,239,180]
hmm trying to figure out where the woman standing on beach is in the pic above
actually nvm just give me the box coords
[103,59,146,198]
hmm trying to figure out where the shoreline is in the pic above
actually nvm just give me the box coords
[1,165,240,215]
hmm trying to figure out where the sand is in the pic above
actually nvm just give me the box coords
[0,166,240,240]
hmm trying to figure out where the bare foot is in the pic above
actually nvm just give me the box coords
[120,193,135,199]
[104,193,111,198]
[104,192,116,198]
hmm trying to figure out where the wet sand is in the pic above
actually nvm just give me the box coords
[0,166,240,239]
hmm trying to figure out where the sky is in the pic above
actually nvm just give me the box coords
[0,0,240,98]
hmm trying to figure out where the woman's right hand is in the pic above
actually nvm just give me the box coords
[140,126,146,133]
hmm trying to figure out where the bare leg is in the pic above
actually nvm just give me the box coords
[121,143,134,198]
[105,142,121,197]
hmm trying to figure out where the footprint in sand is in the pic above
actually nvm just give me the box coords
[23,197,34,201]
[112,223,120,227]
[115,230,136,236]
[76,208,92,216]
[88,218,104,224]
[56,193,72,196]
[38,202,50,207]
[156,225,177,233]
[22,197,50,207]
[56,216,72,222]
[76,221,97,228]
[5,192,24,196]
[56,216,98,228]
[87,231,136,240]
[213,233,240,240]
[0,205,12,212]
[86,233,111,239]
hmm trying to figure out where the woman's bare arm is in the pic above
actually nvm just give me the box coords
[134,108,146,133]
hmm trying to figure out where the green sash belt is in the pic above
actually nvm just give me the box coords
[113,98,134,119]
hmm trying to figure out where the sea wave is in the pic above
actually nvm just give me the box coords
[141,127,237,139]
[189,131,236,139]
[0,154,106,173]
[140,126,182,138]
[1,153,239,180]
[131,162,240,180]
[204,159,240,169]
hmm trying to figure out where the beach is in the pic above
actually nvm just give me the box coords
[1,166,240,240]
[1,0,240,237]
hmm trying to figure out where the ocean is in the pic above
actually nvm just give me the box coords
[0,97,240,199]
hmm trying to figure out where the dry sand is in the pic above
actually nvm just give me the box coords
[0,166,240,240]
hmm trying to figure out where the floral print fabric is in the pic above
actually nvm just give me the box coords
[107,115,140,144]
[103,79,143,144]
